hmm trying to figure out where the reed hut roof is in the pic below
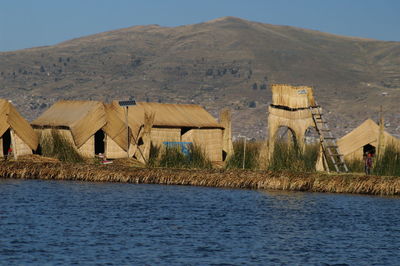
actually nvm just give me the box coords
[32,100,107,148]
[135,102,223,128]
[337,119,400,156]
[271,84,316,109]
[0,99,38,150]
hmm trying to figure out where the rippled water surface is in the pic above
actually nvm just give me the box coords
[0,179,399,265]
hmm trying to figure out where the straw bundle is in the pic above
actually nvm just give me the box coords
[271,84,316,109]
[219,108,234,161]
[136,111,155,164]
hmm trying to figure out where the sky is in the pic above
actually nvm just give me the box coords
[0,0,399,52]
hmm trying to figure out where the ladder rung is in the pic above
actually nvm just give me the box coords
[312,104,348,173]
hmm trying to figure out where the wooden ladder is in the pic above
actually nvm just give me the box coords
[310,106,348,173]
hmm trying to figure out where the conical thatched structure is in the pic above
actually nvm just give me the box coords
[0,99,38,158]
[337,119,400,160]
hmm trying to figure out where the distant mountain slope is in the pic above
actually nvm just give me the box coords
[1,17,399,138]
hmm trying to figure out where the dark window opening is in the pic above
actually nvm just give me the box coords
[2,129,11,157]
[222,150,227,161]
[181,127,191,136]
[363,144,376,156]
[94,130,105,155]
[35,145,42,155]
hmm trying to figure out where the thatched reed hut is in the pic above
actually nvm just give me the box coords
[109,101,228,163]
[337,119,400,160]
[31,100,134,159]
[0,99,38,158]
[32,100,231,163]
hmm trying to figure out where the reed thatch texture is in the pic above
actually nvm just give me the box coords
[258,141,270,170]
[12,130,33,157]
[40,128,94,158]
[337,119,400,160]
[110,101,224,162]
[136,112,155,164]
[150,128,181,147]
[268,106,315,153]
[271,84,316,109]
[32,100,107,148]
[105,135,127,159]
[0,99,38,152]
[1,161,399,196]
[138,102,222,128]
[219,108,234,161]
[265,85,324,171]
[32,100,143,159]
[105,101,143,151]
[315,145,327,171]
[182,129,223,162]
[103,102,131,152]
[109,100,222,133]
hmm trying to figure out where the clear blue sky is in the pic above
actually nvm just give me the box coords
[0,0,399,52]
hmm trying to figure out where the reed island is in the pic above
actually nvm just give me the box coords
[1,85,400,196]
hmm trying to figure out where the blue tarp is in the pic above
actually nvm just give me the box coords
[163,142,192,156]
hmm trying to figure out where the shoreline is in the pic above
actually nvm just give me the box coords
[0,161,399,196]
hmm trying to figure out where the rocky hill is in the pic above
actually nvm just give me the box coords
[1,16,399,139]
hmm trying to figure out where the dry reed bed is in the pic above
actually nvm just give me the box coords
[0,161,399,196]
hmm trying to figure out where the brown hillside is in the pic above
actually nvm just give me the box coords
[1,16,399,139]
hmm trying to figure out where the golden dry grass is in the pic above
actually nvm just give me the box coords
[0,161,399,196]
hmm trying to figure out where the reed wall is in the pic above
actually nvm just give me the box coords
[150,128,181,147]
[40,128,94,158]
[12,130,33,157]
[105,135,126,159]
[182,129,223,162]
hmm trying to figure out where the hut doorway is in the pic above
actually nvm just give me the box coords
[94,130,105,155]
[363,144,376,156]
[1,129,11,157]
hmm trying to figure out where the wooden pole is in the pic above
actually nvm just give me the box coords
[125,106,129,158]
[377,105,384,157]
[242,137,246,169]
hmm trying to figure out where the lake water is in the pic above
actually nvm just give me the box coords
[0,179,399,265]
